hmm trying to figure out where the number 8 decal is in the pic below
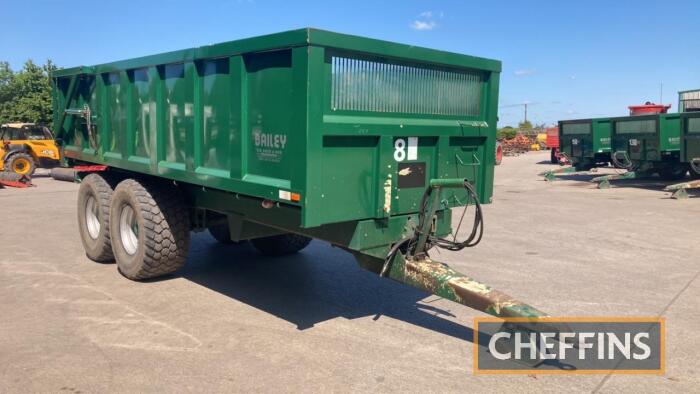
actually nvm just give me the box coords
[394,137,418,162]
[394,138,407,161]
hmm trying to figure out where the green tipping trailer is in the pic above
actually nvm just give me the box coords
[679,89,700,176]
[558,118,612,170]
[608,113,687,179]
[680,112,700,175]
[663,112,700,197]
[52,29,549,321]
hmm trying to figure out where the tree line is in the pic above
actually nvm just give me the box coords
[0,60,56,125]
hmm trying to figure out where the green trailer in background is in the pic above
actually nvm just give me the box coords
[539,118,611,180]
[608,114,685,178]
[52,28,550,324]
[680,112,700,174]
[664,111,700,198]
[678,88,700,176]
[590,113,686,188]
[558,118,612,170]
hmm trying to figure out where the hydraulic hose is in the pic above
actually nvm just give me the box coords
[381,179,484,277]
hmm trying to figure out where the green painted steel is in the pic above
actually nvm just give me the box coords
[51,30,560,321]
[52,28,499,231]
[557,118,611,169]
[610,113,680,164]
[680,112,700,164]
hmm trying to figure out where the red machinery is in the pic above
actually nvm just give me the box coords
[545,126,560,164]
[628,102,671,115]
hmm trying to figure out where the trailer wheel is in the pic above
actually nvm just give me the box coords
[250,234,311,256]
[658,165,688,181]
[77,174,115,262]
[109,179,190,280]
[550,148,559,164]
[208,222,239,244]
[495,142,503,165]
[689,161,700,179]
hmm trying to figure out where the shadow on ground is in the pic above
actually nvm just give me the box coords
[177,233,479,343]
[550,172,693,195]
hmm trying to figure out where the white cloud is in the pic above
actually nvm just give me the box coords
[569,75,576,80]
[514,69,536,76]
[411,10,442,31]
[411,20,437,31]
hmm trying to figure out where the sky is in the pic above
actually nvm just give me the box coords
[3,0,699,127]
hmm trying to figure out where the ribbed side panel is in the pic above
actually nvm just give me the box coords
[561,122,591,135]
[616,119,656,134]
[688,118,700,133]
[330,56,482,116]
[680,90,700,112]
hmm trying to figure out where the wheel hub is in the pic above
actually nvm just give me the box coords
[13,158,30,174]
[85,196,100,239]
[119,204,139,255]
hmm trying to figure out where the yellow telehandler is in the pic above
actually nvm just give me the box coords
[0,123,61,176]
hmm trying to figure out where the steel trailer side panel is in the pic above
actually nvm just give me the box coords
[53,28,499,229]
[681,112,700,163]
[610,114,680,163]
[559,119,593,159]
[659,113,681,152]
[592,118,612,154]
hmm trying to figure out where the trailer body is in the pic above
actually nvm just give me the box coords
[610,113,681,165]
[53,29,550,321]
[680,112,700,172]
[557,118,611,170]
[52,28,498,231]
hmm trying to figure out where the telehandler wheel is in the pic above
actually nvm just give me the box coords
[77,174,115,262]
[109,179,190,280]
[250,234,312,256]
[7,153,35,176]
[207,221,239,244]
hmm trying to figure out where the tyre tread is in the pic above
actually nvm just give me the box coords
[114,179,190,280]
[78,174,114,262]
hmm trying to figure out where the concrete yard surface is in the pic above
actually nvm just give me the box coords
[0,151,698,393]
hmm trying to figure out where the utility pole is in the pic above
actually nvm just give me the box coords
[499,101,536,126]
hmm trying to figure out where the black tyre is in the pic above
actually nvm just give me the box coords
[208,221,238,244]
[658,165,688,181]
[690,161,700,179]
[550,148,558,164]
[7,152,36,176]
[109,179,190,280]
[77,174,115,262]
[51,167,77,182]
[250,234,312,256]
